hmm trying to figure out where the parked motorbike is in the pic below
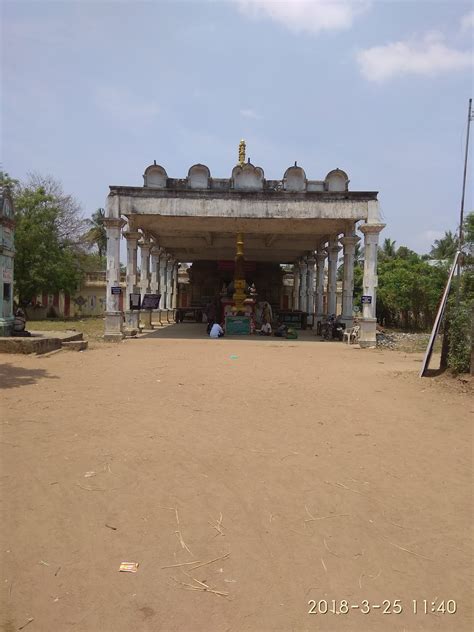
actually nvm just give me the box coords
[321,314,335,340]
[321,315,345,340]
[333,318,346,341]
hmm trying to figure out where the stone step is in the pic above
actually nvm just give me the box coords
[62,331,84,342]
[61,340,88,351]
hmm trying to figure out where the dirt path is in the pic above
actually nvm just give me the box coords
[1,328,472,632]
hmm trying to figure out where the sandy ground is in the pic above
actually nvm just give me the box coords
[1,324,472,632]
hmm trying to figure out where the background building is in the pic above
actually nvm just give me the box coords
[0,186,15,336]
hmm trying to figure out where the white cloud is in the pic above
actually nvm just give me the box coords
[240,108,262,119]
[356,32,473,82]
[461,10,474,31]
[234,0,370,34]
[94,86,159,123]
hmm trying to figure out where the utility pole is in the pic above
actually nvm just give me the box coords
[455,97,473,307]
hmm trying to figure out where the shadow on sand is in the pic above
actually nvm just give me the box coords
[0,363,58,390]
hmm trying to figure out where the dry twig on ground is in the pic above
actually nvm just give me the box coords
[171,576,229,598]
[161,560,201,569]
[323,537,340,557]
[209,512,225,537]
[188,553,230,571]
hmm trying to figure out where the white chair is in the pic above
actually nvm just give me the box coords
[343,324,360,344]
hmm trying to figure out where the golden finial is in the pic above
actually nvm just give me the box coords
[238,139,246,166]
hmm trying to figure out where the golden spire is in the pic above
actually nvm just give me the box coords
[238,139,246,166]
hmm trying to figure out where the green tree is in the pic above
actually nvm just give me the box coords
[378,238,397,261]
[377,255,448,330]
[0,170,19,190]
[459,211,474,307]
[13,178,86,304]
[464,211,474,244]
[396,245,418,261]
[430,230,458,260]
[84,207,107,259]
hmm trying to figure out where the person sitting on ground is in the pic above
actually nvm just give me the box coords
[258,320,272,336]
[274,322,288,337]
[209,322,224,338]
[13,307,26,333]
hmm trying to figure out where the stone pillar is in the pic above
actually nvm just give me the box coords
[166,257,175,309]
[159,251,168,309]
[359,223,385,347]
[104,217,125,340]
[306,254,316,319]
[315,247,327,323]
[139,239,151,298]
[150,245,160,294]
[139,238,152,329]
[299,259,308,314]
[292,263,300,310]
[123,229,141,329]
[339,232,360,326]
[172,261,179,308]
[326,236,340,316]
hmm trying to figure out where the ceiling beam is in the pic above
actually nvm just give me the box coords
[264,234,277,247]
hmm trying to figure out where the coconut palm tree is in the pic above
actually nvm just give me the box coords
[378,238,397,262]
[85,208,107,258]
[430,230,457,260]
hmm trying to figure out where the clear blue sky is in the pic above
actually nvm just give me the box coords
[2,0,473,253]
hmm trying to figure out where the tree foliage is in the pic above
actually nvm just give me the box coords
[23,173,87,244]
[446,302,472,374]
[0,171,19,190]
[429,230,458,260]
[378,238,397,261]
[84,207,107,259]
[377,255,448,330]
[10,174,90,303]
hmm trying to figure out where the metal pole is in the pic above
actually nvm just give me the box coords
[455,97,472,307]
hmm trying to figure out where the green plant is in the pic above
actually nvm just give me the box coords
[447,302,472,374]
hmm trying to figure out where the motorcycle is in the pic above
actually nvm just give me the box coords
[333,318,346,341]
[321,315,345,340]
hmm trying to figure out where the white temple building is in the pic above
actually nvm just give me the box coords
[104,149,384,346]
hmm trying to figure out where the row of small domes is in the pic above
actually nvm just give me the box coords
[142,162,349,192]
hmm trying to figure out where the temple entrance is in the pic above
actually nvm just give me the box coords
[181,260,284,318]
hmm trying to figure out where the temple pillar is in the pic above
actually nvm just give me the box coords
[292,263,300,310]
[172,261,179,308]
[150,245,160,294]
[159,251,168,309]
[139,237,152,329]
[306,254,316,320]
[315,247,327,323]
[340,231,360,327]
[299,259,308,314]
[359,222,385,347]
[326,236,340,316]
[123,229,141,329]
[166,257,175,309]
[104,217,126,340]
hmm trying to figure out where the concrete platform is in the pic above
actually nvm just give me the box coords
[0,330,84,355]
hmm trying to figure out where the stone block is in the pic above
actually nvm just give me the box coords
[61,340,88,351]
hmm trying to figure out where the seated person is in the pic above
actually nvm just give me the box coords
[258,320,272,336]
[274,322,288,337]
[13,307,26,333]
[209,322,224,338]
